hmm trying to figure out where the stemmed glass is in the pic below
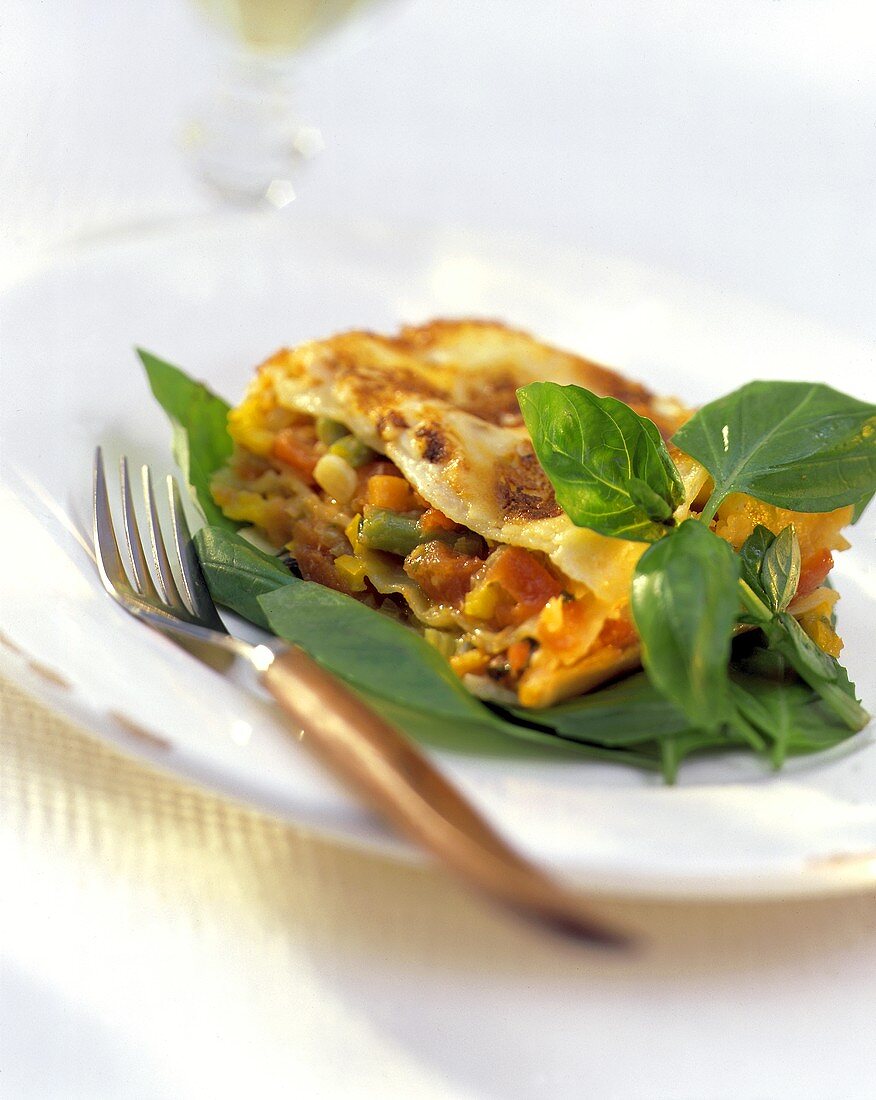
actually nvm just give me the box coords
[189,0,384,204]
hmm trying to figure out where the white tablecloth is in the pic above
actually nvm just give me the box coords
[2,2,875,1096]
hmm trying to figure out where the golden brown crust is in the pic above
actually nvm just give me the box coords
[494,445,563,522]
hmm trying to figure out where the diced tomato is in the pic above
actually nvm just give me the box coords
[290,519,346,592]
[404,541,483,608]
[420,506,458,533]
[235,457,267,481]
[796,549,834,601]
[480,546,563,626]
[365,474,415,511]
[272,426,319,481]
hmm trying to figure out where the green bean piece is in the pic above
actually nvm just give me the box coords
[360,507,423,556]
[316,417,349,446]
[329,433,376,468]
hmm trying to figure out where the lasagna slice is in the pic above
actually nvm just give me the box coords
[211,320,852,708]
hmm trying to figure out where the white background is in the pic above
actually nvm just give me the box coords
[2,1,876,1097]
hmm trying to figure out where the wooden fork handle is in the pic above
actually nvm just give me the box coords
[261,646,629,946]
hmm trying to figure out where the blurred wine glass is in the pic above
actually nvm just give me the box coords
[189,0,383,204]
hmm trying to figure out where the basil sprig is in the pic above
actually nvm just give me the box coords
[518,376,873,763]
[739,524,801,614]
[518,382,684,542]
[731,522,866,725]
[672,380,876,522]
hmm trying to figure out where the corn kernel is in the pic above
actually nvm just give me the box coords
[334,554,368,592]
[463,582,499,620]
[313,453,357,503]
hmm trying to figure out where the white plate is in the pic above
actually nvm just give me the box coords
[2,211,875,899]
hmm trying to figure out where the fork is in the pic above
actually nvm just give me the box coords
[92,448,629,946]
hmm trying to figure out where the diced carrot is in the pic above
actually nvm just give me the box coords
[352,460,401,511]
[420,506,458,533]
[597,616,638,650]
[481,546,563,625]
[272,426,318,480]
[506,640,533,675]
[404,541,483,608]
[365,474,415,511]
[796,549,834,601]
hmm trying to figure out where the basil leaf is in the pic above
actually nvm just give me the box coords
[627,477,675,522]
[139,349,237,530]
[517,381,684,542]
[195,526,296,629]
[732,649,859,767]
[631,519,741,731]
[673,380,876,519]
[510,671,690,747]
[658,732,737,785]
[738,525,774,604]
[260,584,658,762]
[195,528,657,762]
[762,613,869,731]
[739,524,801,614]
[195,529,554,756]
[852,491,874,523]
[364,693,622,761]
[759,525,801,613]
[260,582,497,724]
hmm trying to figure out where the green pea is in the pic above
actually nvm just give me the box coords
[329,434,376,468]
[316,417,349,446]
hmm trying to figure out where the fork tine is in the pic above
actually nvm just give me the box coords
[142,464,187,611]
[120,456,160,599]
[93,447,132,595]
[167,476,227,632]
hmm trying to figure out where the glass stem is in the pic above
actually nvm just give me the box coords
[190,49,308,203]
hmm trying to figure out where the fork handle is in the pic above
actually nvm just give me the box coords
[261,647,628,946]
